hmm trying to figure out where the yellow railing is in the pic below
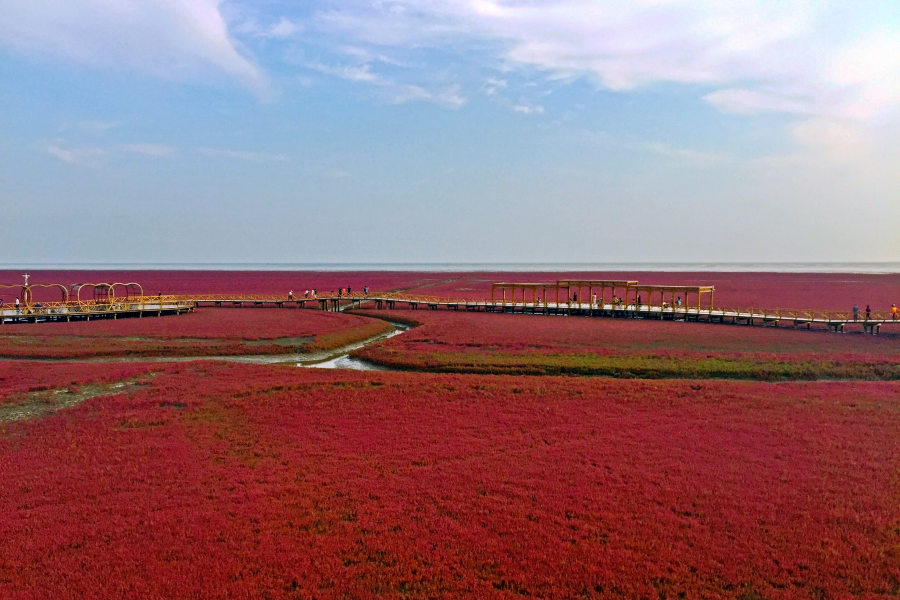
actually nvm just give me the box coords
[1,295,189,316]
[178,292,477,306]
[4,292,896,325]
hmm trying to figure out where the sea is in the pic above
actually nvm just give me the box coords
[2,262,900,273]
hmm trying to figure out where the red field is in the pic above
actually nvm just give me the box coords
[2,363,899,598]
[0,309,392,359]
[352,310,900,379]
[0,362,161,406]
[0,270,450,301]
[3,269,900,312]
[3,271,899,597]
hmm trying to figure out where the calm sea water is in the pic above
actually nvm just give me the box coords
[2,262,900,273]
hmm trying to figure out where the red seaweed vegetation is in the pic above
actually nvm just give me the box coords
[352,310,900,379]
[0,270,456,299]
[0,362,161,406]
[4,269,899,312]
[1,363,899,598]
[0,309,392,359]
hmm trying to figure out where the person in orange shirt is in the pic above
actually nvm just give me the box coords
[892,304,898,320]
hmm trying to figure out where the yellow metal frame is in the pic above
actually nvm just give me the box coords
[1,280,897,327]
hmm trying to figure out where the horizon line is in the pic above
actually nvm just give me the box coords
[1,261,899,274]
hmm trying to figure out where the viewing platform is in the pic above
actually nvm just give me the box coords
[0,298,193,324]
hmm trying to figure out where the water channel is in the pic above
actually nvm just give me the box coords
[297,322,407,370]
[0,320,410,370]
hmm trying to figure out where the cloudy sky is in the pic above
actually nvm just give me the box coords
[1,0,898,264]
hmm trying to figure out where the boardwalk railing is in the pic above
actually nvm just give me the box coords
[2,291,896,332]
[179,293,898,329]
[0,295,191,323]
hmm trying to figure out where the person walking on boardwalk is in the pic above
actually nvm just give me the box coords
[853,305,859,320]
[865,304,871,320]
[364,286,369,297]
[288,290,293,301]
[15,297,19,313]
[892,304,898,320]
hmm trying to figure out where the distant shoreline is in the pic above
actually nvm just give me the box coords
[2,262,900,274]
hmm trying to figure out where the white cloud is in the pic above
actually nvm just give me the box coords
[47,141,177,163]
[389,83,434,103]
[789,118,870,163]
[196,147,289,162]
[119,143,176,158]
[65,120,122,135]
[481,78,545,115]
[0,0,268,95]
[308,61,380,83]
[268,17,302,39]
[386,82,467,109]
[830,30,900,120]
[703,89,815,116]
[482,77,507,97]
[308,61,467,109]
[46,142,105,165]
[314,0,900,124]
[336,45,410,68]
[431,85,468,109]
[644,142,733,167]
[236,16,302,39]
[512,102,543,115]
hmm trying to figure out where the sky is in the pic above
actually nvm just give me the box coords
[0,0,898,265]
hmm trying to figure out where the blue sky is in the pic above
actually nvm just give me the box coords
[1,0,898,264]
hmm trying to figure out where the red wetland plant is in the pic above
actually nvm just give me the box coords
[0,270,900,311]
[3,269,899,311]
[0,309,392,359]
[1,307,378,341]
[0,270,454,298]
[0,361,161,406]
[1,363,898,598]
[352,310,900,379]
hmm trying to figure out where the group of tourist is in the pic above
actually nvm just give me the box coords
[286,287,371,301]
[0,298,22,312]
[554,299,898,320]
[854,304,900,320]
[287,290,318,300]
[561,294,686,308]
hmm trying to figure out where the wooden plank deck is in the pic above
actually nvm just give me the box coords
[0,299,193,324]
[181,293,897,333]
[2,291,896,334]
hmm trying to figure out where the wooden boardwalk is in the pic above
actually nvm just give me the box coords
[1,284,896,334]
[0,298,194,324]
[184,292,895,334]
